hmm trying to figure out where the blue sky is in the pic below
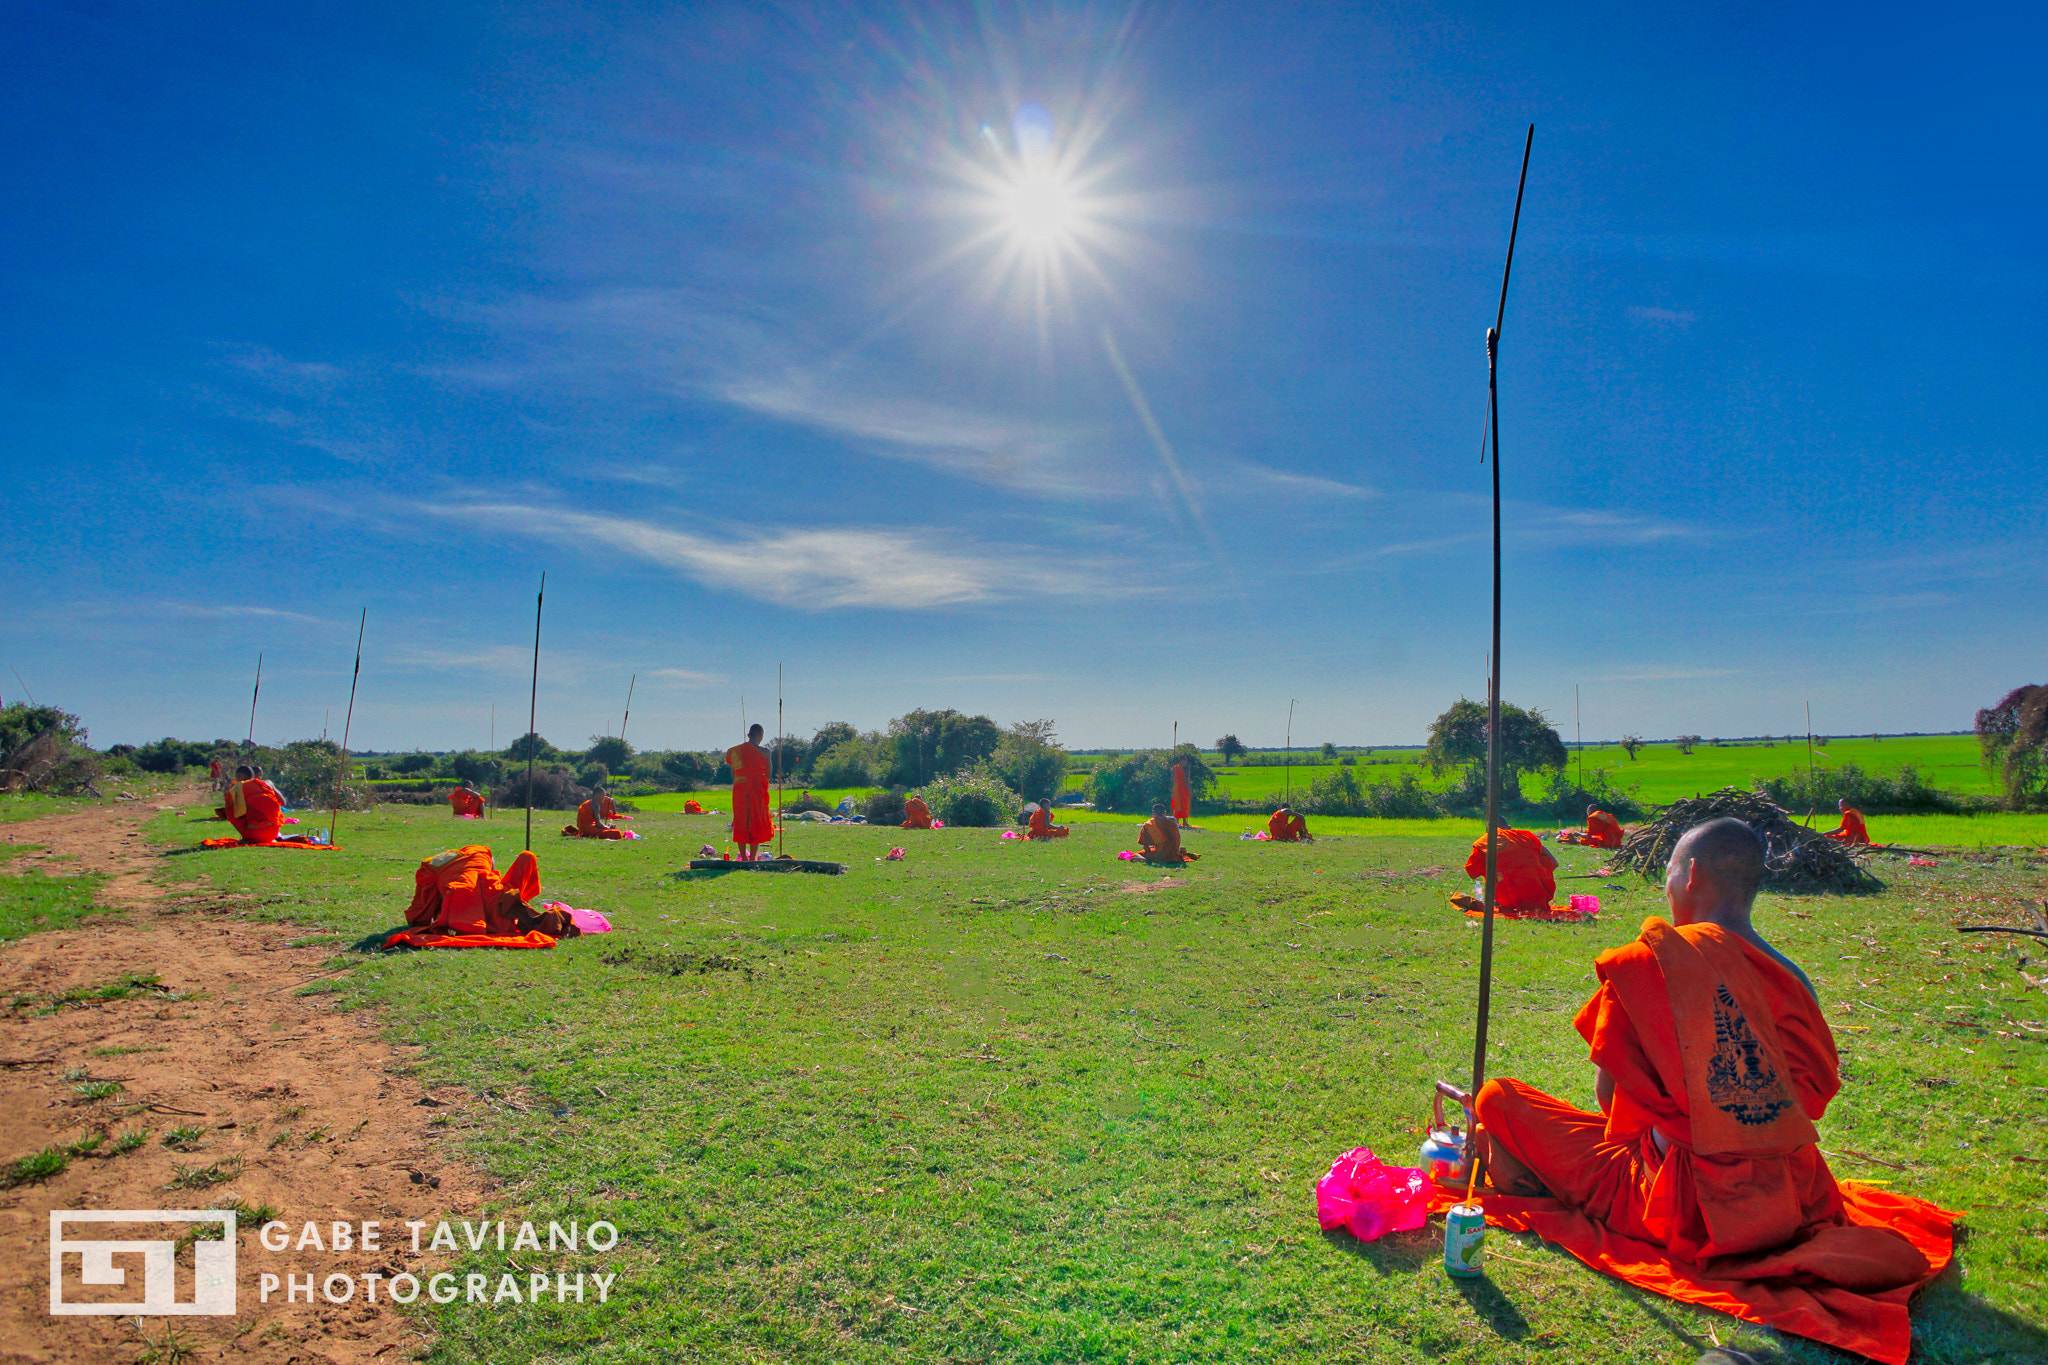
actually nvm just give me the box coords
[3,1,2041,754]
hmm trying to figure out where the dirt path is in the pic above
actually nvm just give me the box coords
[0,787,488,1364]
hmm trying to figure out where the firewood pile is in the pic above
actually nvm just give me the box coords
[1612,787,1884,894]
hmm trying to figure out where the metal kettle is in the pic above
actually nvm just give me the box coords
[1421,1080,1473,1189]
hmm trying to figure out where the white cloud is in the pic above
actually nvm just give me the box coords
[161,602,332,626]
[1230,462,1378,500]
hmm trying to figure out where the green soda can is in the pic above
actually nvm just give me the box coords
[1443,1202,1487,1278]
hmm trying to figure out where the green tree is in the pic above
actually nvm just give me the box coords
[1215,734,1246,766]
[1319,742,1339,761]
[1976,684,2048,809]
[586,735,634,771]
[1620,735,1645,761]
[391,753,435,775]
[1423,698,1568,798]
[503,733,555,763]
[660,751,714,788]
[1087,744,1215,813]
[450,750,502,787]
[884,709,1001,787]
[981,719,1067,804]
[802,722,859,778]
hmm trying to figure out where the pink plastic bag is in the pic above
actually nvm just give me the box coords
[540,902,611,934]
[280,817,300,825]
[1315,1147,1430,1242]
[1567,893,1601,916]
[932,819,946,829]
[1116,850,1140,861]
[884,847,906,861]
[1000,830,1022,840]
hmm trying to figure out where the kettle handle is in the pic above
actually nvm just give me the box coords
[1433,1080,1471,1132]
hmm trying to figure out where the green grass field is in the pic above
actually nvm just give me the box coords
[110,799,2048,1362]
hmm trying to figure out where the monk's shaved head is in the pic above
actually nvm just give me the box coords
[748,723,764,741]
[1669,818,1765,901]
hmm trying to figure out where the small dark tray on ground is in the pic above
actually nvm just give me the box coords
[686,858,847,876]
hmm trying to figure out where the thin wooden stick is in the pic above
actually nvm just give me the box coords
[776,662,785,858]
[524,573,544,852]
[620,674,636,745]
[245,653,263,750]
[326,610,366,845]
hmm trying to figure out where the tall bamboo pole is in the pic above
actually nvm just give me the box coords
[524,574,545,852]
[776,663,785,858]
[327,610,366,845]
[245,654,263,750]
[620,674,636,745]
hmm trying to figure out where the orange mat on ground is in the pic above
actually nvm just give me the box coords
[198,837,338,850]
[383,928,556,950]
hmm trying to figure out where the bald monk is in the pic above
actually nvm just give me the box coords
[1559,806,1624,849]
[1453,827,1558,913]
[1024,802,1069,840]
[724,724,775,859]
[563,789,629,839]
[1137,802,1199,863]
[1448,819,1952,1364]
[449,781,485,818]
[1170,762,1193,827]
[402,845,575,942]
[683,798,704,815]
[1268,806,1310,841]
[217,765,283,844]
[1824,800,1870,846]
[901,795,934,830]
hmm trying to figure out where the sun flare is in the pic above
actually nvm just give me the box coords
[1000,167,1080,250]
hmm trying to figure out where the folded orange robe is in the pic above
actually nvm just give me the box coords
[1268,810,1309,841]
[1585,810,1624,848]
[1170,763,1192,822]
[725,741,775,844]
[683,799,704,815]
[1463,828,1556,911]
[901,796,934,830]
[449,788,485,817]
[1471,918,1953,1363]
[561,799,628,839]
[400,845,547,948]
[1137,816,1198,863]
[1025,805,1069,839]
[1826,809,1870,845]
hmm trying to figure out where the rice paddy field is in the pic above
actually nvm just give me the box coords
[79,795,2048,1362]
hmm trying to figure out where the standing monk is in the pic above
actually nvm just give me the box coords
[1267,806,1310,841]
[1446,819,1952,1364]
[1170,761,1193,827]
[449,780,485,818]
[901,796,934,830]
[1138,802,1199,863]
[1451,827,1559,914]
[724,724,775,859]
[1824,800,1870,845]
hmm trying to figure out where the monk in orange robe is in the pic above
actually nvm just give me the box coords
[393,844,572,947]
[683,798,704,815]
[1170,762,1193,826]
[1454,827,1558,912]
[724,725,775,858]
[598,792,626,822]
[1024,803,1069,839]
[1447,819,1953,1364]
[901,796,934,830]
[1824,800,1870,845]
[1137,803,1199,863]
[449,781,485,818]
[563,790,629,839]
[1267,806,1310,841]
[1559,806,1624,849]
[219,766,283,844]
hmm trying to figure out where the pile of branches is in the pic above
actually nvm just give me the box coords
[1612,787,1884,894]
[0,729,102,797]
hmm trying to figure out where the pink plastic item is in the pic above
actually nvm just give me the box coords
[541,902,611,934]
[1908,855,1937,868]
[1315,1147,1430,1242]
[932,819,946,829]
[1116,850,1140,861]
[884,847,906,861]
[280,817,300,825]
[1000,830,1022,840]
[621,830,642,840]
[1567,893,1601,916]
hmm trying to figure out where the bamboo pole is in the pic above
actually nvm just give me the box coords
[326,610,366,845]
[245,653,263,750]
[524,573,544,852]
[620,674,636,746]
[776,663,785,858]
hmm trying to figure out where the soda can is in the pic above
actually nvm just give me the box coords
[1443,1202,1487,1278]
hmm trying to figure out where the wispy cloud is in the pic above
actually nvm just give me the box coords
[415,501,1147,611]
[161,602,332,626]
[1586,666,1745,683]
[936,673,1063,683]
[388,644,553,678]
[1230,461,1378,500]
[1626,305,1696,327]
[644,666,724,686]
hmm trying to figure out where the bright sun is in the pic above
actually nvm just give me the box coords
[1001,167,1078,249]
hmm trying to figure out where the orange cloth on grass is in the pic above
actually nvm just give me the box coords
[1137,816,1198,863]
[449,787,485,818]
[1826,809,1870,845]
[220,777,284,845]
[404,845,544,939]
[901,796,934,830]
[1170,763,1192,821]
[725,741,775,844]
[683,799,704,814]
[561,799,627,839]
[1463,828,1556,911]
[1268,810,1309,841]
[1025,805,1069,840]
[1585,810,1624,849]
[1468,918,1954,1364]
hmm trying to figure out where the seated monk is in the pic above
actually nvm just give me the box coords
[1559,806,1624,849]
[683,798,704,815]
[1024,802,1069,840]
[401,845,576,943]
[1137,802,1199,863]
[1170,762,1193,827]
[219,766,283,844]
[449,781,485,818]
[1824,800,1870,846]
[562,790,629,839]
[1448,819,1953,1364]
[901,795,934,830]
[1451,827,1558,913]
[725,725,775,859]
[1268,806,1310,841]
[598,791,628,822]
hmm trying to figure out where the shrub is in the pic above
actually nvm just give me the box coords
[1526,767,1647,822]
[492,768,590,811]
[1087,745,1215,813]
[781,794,831,815]
[911,772,1019,828]
[812,739,880,789]
[979,720,1067,804]
[863,790,908,825]
[660,751,714,789]
[450,751,504,787]
[269,740,372,811]
[390,753,435,775]
[1753,763,1976,816]
[0,704,102,795]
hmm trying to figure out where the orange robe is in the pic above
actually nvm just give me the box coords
[1267,810,1309,841]
[901,796,934,830]
[725,741,775,844]
[450,787,485,818]
[1585,810,1624,848]
[1826,809,1870,845]
[1471,918,1953,1363]
[221,777,283,845]
[562,799,628,839]
[683,799,704,815]
[1137,816,1198,863]
[1170,763,1192,822]
[1463,828,1556,911]
[1025,805,1069,839]
[394,845,554,948]
[598,794,624,821]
